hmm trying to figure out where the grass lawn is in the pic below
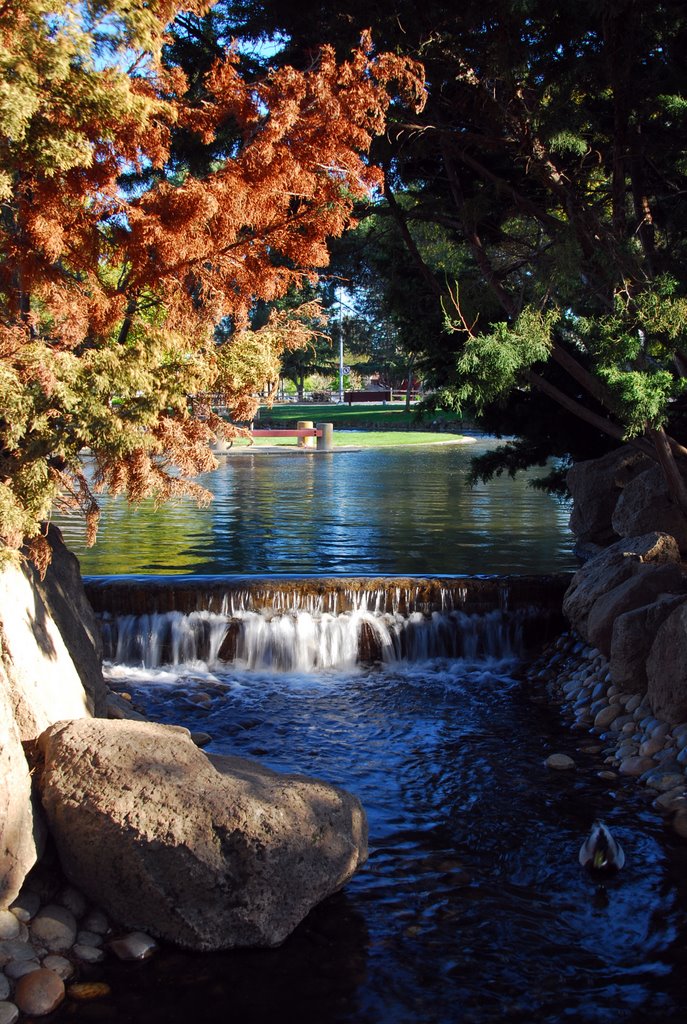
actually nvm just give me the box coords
[229,430,470,449]
[256,402,464,431]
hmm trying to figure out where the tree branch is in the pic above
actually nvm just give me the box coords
[548,339,621,415]
[523,368,655,463]
[440,139,518,318]
[383,172,444,299]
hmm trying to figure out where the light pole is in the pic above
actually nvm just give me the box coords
[338,286,344,403]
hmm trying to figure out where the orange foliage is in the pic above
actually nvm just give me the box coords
[0,1,424,557]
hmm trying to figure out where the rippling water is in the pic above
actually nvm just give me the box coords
[98,650,687,1024]
[52,441,575,575]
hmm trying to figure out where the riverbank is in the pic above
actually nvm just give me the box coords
[530,632,687,833]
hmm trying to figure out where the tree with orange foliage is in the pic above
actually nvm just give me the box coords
[0,0,423,566]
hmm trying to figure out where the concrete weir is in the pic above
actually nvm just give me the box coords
[84,573,571,617]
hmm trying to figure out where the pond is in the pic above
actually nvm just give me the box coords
[52,440,575,576]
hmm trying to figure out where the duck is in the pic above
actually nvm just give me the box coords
[578,820,625,873]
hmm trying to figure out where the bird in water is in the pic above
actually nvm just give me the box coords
[579,820,625,873]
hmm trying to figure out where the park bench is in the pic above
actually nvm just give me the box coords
[344,390,391,404]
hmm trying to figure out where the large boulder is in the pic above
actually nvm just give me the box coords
[0,661,43,908]
[28,526,107,717]
[0,557,93,740]
[0,527,100,906]
[562,532,681,636]
[646,603,687,722]
[38,719,368,951]
[612,465,687,553]
[567,446,652,545]
[610,595,687,693]
[586,563,685,656]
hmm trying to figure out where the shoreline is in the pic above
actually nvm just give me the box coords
[212,436,477,455]
[530,632,687,833]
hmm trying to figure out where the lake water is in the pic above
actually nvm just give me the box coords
[52,440,575,576]
[52,440,687,1024]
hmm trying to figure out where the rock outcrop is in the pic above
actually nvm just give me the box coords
[0,661,42,908]
[585,562,685,656]
[38,718,368,951]
[0,528,105,907]
[0,550,94,742]
[567,446,652,546]
[28,526,107,718]
[646,603,687,722]
[610,595,686,693]
[562,532,681,639]
[565,444,687,724]
[612,465,687,554]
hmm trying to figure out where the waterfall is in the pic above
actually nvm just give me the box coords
[89,573,569,673]
[99,604,533,672]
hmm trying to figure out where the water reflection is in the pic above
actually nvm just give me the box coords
[53,441,574,575]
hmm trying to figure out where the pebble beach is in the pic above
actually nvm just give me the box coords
[532,632,687,833]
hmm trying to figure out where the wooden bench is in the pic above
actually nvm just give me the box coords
[344,390,391,404]
[251,428,322,439]
[244,422,334,451]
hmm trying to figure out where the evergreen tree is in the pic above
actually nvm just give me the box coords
[203,0,687,507]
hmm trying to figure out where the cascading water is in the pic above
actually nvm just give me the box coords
[100,605,528,672]
[89,572,568,673]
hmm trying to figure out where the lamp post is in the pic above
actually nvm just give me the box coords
[338,287,344,404]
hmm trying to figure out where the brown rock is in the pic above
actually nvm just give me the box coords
[647,603,687,722]
[567,446,652,544]
[358,619,383,663]
[14,968,65,1016]
[27,526,107,716]
[562,532,680,637]
[594,704,622,730]
[612,465,687,553]
[0,554,93,742]
[586,564,685,656]
[38,719,367,951]
[619,755,656,776]
[610,595,687,693]
[0,664,40,909]
[217,621,239,662]
[30,904,77,953]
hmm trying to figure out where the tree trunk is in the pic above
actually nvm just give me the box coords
[405,354,416,412]
[649,427,687,518]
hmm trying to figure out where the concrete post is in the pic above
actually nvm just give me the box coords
[297,420,315,448]
[316,422,334,451]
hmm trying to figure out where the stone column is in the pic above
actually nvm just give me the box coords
[297,420,315,448]
[316,422,334,451]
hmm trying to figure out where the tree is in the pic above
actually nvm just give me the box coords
[417,1,687,506]
[329,203,472,405]
[223,298,332,406]
[208,0,687,506]
[0,1,423,565]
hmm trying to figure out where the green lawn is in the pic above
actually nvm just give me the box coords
[256,402,463,431]
[229,430,470,449]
